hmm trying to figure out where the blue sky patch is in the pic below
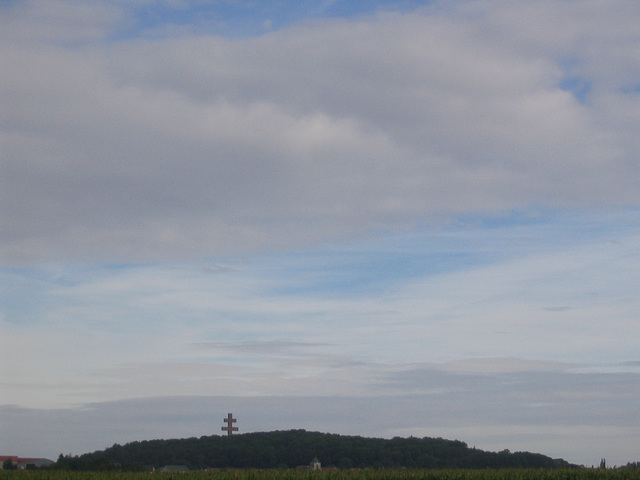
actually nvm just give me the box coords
[118,0,431,39]
[560,75,592,104]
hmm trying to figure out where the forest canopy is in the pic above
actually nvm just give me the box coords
[54,430,573,471]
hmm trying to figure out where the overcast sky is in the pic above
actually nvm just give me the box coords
[2,0,640,468]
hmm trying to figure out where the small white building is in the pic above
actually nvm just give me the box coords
[310,456,321,471]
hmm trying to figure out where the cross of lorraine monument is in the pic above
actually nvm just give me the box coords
[222,413,238,437]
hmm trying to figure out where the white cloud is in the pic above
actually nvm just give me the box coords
[3,1,639,262]
[0,0,123,44]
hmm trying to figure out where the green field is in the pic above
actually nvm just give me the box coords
[2,469,640,480]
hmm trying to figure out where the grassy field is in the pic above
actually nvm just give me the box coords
[2,469,640,480]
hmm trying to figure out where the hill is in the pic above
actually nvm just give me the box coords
[55,430,573,471]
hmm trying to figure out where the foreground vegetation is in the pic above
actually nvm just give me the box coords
[2,468,640,480]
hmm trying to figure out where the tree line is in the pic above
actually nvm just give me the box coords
[53,430,574,471]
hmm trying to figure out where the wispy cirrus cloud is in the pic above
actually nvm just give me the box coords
[3,214,639,411]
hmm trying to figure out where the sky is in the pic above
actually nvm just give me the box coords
[1,0,640,468]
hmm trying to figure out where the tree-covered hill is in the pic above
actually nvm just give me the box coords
[56,430,573,471]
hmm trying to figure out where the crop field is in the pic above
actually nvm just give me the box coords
[2,469,640,480]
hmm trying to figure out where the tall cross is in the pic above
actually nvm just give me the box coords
[222,413,238,436]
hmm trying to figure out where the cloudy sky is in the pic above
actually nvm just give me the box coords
[2,0,640,468]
